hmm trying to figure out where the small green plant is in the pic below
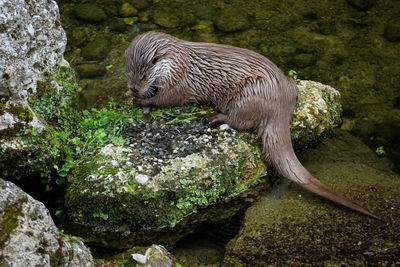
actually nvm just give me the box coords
[288,70,298,80]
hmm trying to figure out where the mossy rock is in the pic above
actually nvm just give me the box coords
[153,6,181,28]
[215,7,250,32]
[0,66,80,181]
[291,80,342,149]
[223,130,400,266]
[64,79,341,249]
[74,3,108,23]
[65,118,269,249]
[81,37,111,61]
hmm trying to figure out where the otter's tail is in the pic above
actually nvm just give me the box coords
[258,122,379,220]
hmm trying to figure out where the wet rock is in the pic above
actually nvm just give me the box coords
[193,32,219,43]
[75,63,106,78]
[191,20,215,33]
[346,0,374,11]
[223,130,399,265]
[215,7,250,32]
[384,18,400,42]
[109,17,128,32]
[81,37,111,60]
[195,6,217,21]
[130,0,152,10]
[64,80,341,249]
[0,178,94,266]
[131,245,175,267]
[120,3,138,17]
[74,3,108,23]
[153,6,180,28]
[66,29,88,47]
[292,53,316,68]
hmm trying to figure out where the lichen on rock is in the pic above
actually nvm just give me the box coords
[65,109,268,248]
[65,80,341,249]
[290,79,342,148]
[0,178,94,266]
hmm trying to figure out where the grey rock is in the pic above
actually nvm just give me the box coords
[0,0,66,131]
[74,3,108,23]
[0,178,94,266]
[65,80,341,249]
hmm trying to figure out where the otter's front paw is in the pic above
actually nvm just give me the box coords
[131,97,152,107]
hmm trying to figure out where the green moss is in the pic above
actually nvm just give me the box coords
[322,91,341,128]
[6,104,34,122]
[224,131,400,266]
[50,238,65,267]
[0,198,26,250]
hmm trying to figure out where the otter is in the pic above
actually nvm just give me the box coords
[125,31,378,219]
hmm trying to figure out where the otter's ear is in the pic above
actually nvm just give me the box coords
[152,57,159,65]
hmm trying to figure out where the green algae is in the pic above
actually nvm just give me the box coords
[224,130,400,266]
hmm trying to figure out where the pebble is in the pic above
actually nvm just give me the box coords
[123,107,239,175]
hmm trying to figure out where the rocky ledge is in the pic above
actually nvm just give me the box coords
[64,80,342,249]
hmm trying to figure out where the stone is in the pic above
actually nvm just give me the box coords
[0,0,66,131]
[223,130,399,265]
[292,53,316,67]
[215,7,250,32]
[131,245,175,266]
[81,37,111,60]
[130,0,152,10]
[195,6,217,21]
[64,80,341,249]
[74,4,108,23]
[75,63,106,78]
[120,3,138,17]
[109,17,128,32]
[0,178,94,266]
[346,0,374,11]
[153,6,180,28]
[384,18,400,42]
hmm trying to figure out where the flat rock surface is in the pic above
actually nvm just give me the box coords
[223,130,400,266]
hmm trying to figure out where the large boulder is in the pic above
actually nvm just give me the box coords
[0,0,66,131]
[0,0,80,182]
[0,178,94,266]
[64,80,342,249]
[223,130,400,266]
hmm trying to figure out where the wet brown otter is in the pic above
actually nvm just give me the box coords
[125,31,378,219]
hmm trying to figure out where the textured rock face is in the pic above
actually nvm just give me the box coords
[64,80,341,249]
[0,0,67,131]
[0,178,94,266]
[223,130,400,266]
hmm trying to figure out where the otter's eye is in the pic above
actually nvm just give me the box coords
[152,57,159,65]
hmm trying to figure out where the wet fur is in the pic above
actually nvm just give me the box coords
[125,31,378,219]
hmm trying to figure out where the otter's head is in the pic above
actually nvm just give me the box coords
[125,31,186,99]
